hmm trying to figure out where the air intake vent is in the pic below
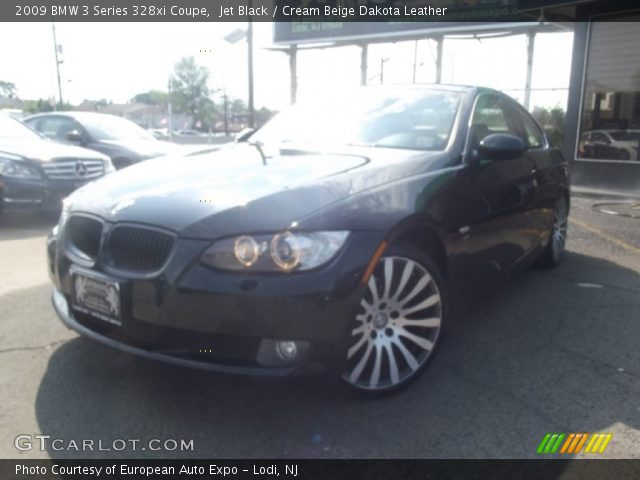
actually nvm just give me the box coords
[67,216,103,259]
[105,225,175,272]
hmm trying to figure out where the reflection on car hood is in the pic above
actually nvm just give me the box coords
[0,138,107,161]
[68,144,439,238]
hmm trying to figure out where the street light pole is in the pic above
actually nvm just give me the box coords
[51,22,64,109]
[247,18,255,129]
[167,80,173,142]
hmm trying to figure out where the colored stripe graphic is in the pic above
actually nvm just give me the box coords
[560,433,576,454]
[537,433,565,454]
[573,433,589,454]
[537,433,613,455]
[585,433,613,454]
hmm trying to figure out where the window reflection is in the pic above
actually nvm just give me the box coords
[577,20,640,161]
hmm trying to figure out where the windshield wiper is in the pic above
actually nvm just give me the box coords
[247,140,267,166]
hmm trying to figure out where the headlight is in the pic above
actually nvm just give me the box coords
[104,158,116,174]
[57,198,72,233]
[0,156,42,179]
[201,231,349,272]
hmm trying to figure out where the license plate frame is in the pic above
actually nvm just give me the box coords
[71,267,122,326]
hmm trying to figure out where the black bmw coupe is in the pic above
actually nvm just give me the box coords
[48,86,569,394]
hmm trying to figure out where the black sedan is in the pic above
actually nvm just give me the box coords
[24,112,178,169]
[0,113,113,212]
[47,86,569,394]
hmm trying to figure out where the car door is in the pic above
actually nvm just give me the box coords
[449,94,538,286]
[512,102,558,251]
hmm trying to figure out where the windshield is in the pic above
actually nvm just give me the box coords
[0,114,42,140]
[82,115,154,141]
[252,89,463,151]
[609,131,640,141]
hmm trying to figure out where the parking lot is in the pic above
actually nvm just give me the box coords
[0,194,638,460]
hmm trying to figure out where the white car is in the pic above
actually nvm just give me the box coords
[581,130,640,160]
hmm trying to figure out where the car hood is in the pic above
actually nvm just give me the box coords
[68,144,440,239]
[98,138,179,157]
[0,137,107,162]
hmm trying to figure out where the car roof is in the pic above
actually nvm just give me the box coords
[360,83,481,94]
[24,111,123,121]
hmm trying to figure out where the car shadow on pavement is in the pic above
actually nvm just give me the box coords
[34,251,640,459]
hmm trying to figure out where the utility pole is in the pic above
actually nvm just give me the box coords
[51,22,63,109]
[247,18,255,129]
[167,80,173,142]
[360,44,368,86]
[380,58,388,84]
[524,31,536,110]
[412,40,418,84]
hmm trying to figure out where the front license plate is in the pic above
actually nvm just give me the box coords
[71,268,122,326]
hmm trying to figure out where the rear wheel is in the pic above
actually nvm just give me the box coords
[537,197,568,268]
[341,242,446,395]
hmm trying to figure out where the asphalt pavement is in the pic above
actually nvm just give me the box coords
[0,196,638,459]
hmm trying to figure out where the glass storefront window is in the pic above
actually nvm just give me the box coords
[577,19,640,162]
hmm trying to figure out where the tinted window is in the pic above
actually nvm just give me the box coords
[469,95,520,151]
[518,110,545,149]
[31,116,78,141]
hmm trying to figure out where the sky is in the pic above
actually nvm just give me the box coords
[0,22,574,111]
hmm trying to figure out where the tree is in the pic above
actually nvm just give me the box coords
[23,99,55,114]
[168,57,215,129]
[132,90,168,105]
[0,80,17,99]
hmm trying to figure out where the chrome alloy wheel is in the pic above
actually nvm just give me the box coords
[343,256,443,391]
[551,200,568,263]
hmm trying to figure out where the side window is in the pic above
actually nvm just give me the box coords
[591,132,608,143]
[469,95,520,151]
[37,117,77,142]
[518,110,545,149]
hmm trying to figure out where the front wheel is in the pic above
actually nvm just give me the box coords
[536,197,568,268]
[341,242,446,395]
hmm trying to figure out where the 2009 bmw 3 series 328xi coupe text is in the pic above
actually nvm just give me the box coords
[48,86,569,394]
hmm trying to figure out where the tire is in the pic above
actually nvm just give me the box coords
[341,241,447,395]
[536,197,569,268]
[619,150,631,161]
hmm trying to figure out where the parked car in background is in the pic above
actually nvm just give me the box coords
[579,129,640,161]
[48,86,569,395]
[24,112,178,169]
[148,128,170,141]
[175,129,204,136]
[0,113,113,212]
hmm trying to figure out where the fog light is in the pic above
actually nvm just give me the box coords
[53,288,69,318]
[276,341,298,360]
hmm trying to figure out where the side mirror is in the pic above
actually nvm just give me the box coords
[477,133,526,160]
[234,128,255,143]
[66,130,83,144]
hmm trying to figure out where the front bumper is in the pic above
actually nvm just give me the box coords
[48,229,385,375]
[1,176,94,210]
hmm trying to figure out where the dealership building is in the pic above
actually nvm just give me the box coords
[273,1,640,195]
